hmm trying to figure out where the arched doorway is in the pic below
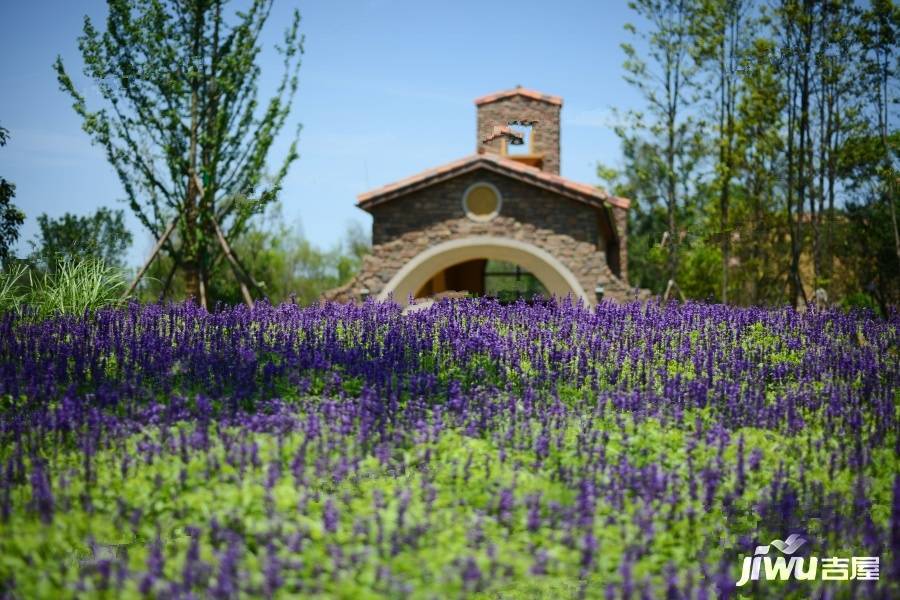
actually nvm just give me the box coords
[416,258,550,302]
[378,236,590,305]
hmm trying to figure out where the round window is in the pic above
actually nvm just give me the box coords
[463,183,501,221]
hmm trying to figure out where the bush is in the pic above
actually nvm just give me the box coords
[840,291,882,316]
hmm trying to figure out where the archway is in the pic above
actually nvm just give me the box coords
[378,236,590,305]
[416,258,551,302]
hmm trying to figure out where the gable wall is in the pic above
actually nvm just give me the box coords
[370,169,603,248]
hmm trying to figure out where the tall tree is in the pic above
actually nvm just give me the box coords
[0,126,26,267]
[694,0,751,303]
[55,0,304,308]
[859,0,899,270]
[770,0,816,307]
[621,0,704,289]
[811,0,857,291]
[733,35,788,305]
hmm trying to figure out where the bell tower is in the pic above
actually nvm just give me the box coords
[475,86,562,174]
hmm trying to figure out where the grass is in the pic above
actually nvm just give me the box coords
[0,258,128,319]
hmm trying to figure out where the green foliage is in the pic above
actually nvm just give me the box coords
[29,207,133,271]
[54,0,305,305]
[838,198,900,314]
[217,205,370,306]
[609,0,898,308]
[678,239,722,301]
[840,292,882,316]
[1,408,894,598]
[741,322,804,365]
[0,125,25,267]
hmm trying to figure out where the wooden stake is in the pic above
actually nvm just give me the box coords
[663,279,685,303]
[123,216,179,299]
[211,215,254,308]
[158,258,179,302]
[198,272,208,310]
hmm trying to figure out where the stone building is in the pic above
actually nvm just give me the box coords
[326,86,637,306]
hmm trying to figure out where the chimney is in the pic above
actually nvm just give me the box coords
[475,86,562,174]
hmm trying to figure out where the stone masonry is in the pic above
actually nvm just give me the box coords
[476,87,562,175]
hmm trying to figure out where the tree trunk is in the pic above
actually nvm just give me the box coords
[786,40,799,308]
[184,4,205,308]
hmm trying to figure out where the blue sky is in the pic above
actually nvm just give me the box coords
[1,0,646,266]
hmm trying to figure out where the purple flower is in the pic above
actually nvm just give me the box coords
[530,548,548,575]
[212,535,241,599]
[460,556,482,589]
[263,542,282,596]
[526,493,542,532]
[323,499,339,534]
[580,532,597,575]
[29,458,54,524]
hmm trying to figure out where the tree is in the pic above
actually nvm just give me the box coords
[732,35,789,305]
[336,221,371,284]
[693,0,752,303]
[811,0,861,292]
[29,207,133,271]
[55,0,304,308]
[858,0,899,273]
[0,126,25,267]
[770,0,816,308]
[598,140,670,294]
[620,0,705,294]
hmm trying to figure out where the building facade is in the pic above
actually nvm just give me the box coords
[326,87,638,306]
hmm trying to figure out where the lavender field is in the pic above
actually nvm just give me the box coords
[0,299,897,599]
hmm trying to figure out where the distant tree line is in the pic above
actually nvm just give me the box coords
[602,0,898,313]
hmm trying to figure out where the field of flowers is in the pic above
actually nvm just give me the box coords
[0,298,897,599]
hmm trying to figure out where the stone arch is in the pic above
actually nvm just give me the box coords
[378,236,591,305]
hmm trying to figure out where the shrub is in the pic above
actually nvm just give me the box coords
[840,291,882,316]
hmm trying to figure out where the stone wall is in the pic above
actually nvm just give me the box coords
[476,95,561,175]
[326,169,640,304]
[611,205,629,283]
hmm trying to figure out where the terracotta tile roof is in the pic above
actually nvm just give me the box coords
[474,86,563,107]
[356,153,630,211]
